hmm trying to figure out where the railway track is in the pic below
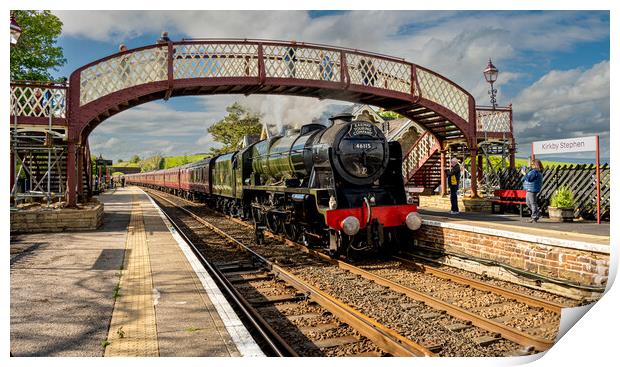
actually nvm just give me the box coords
[147,189,431,357]
[143,188,570,356]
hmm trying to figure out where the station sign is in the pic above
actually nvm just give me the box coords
[532,136,597,155]
[96,159,113,166]
[531,135,602,224]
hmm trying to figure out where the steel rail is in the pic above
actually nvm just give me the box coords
[147,190,297,357]
[270,235,555,351]
[146,189,434,357]
[320,255,554,352]
[392,255,564,314]
[197,202,557,352]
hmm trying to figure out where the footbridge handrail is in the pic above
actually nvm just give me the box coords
[68,39,472,123]
[402,131,441,180]
[10,81,68,119]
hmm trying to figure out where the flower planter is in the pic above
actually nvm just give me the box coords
[548,207,574,222]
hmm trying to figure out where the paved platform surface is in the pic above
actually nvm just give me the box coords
[419,209,610,245]
[10,187,258,356]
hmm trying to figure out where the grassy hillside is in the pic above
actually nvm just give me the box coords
[467,156,579,171]
[112,161,140,168]
[162,154,210,169]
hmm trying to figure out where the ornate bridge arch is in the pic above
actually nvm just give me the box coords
[11,39,481,206]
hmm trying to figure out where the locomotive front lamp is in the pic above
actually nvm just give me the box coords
[10,14,21,46]
[405,212,422,231]
[341,216,360,236]
[483,58,499,109]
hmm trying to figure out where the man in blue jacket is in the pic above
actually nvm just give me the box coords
[522,159,544,222]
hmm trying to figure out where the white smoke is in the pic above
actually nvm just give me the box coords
[241,95,352,134]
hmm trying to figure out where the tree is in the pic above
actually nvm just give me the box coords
[10,11,66,81]
[117,159,124,163]
[140,155,163,172]
[129,155,141,164]
[207,102,262,154]
[377,108,402,120]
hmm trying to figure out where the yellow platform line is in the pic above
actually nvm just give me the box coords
[105,196,159,356]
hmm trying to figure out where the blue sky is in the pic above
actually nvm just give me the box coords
[51,10,610,162]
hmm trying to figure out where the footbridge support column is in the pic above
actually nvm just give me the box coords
[66,142,77,207]
[509,146,516,170]
[440,149,446,196]
[77,144,85,202]
[469,147,479,198]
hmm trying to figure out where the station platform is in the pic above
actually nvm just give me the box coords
[418,209,609,245]
[10,187,263,357]
[414,208,609,299]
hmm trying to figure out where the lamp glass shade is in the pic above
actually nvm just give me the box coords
[10,17,21,45]
[483,59,499,83]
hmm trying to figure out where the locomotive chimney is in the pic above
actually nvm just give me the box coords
[286,128,300,136]
[328,113,354,125]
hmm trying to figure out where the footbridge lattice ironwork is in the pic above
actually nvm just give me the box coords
[10,39,513,206]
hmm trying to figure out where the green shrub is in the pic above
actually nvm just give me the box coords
[550,186,574,208]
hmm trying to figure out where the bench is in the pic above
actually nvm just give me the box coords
[491,189,528,217]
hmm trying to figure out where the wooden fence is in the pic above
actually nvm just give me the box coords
[495,164,610,220]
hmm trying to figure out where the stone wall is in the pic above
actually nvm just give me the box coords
[11,202,103,233]
[413,219,609,300]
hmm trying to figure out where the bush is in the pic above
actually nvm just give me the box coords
[550,186,574,208]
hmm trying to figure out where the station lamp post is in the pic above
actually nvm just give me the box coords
[483,58,499,110]
[10,14,21,46]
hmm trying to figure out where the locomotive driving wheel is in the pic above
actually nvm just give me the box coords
[266,212,279,233]
[284,222,300,242]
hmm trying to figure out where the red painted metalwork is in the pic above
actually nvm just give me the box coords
[66,142,77,206]
[469,147,479,198]
[596,135,601,224]
[12,39,483,206]
[77,145,83,197]
[440,150,446,196]
[325,204,418,231]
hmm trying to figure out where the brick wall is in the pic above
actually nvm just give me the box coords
[11,202,103,233]
[413,221,609,294]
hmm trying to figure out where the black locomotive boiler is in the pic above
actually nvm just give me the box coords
[126,113,422,256]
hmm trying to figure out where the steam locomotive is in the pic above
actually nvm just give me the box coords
[125,113,421,256]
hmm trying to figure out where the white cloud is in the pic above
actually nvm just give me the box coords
[56,11,608,110]
[512,61,610,157]
[90,136,120,149]
[70,11,608,160]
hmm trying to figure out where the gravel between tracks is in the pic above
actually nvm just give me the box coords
[354,260,561,340]
[150,192,387,356]
[172,198,527,356]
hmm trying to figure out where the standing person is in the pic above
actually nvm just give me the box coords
[118,43,130,87]
[522,159,544,222]
[121,175,125,188]
[156,31,170,44]
[446,157,461,214]
[156,32,170,79]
